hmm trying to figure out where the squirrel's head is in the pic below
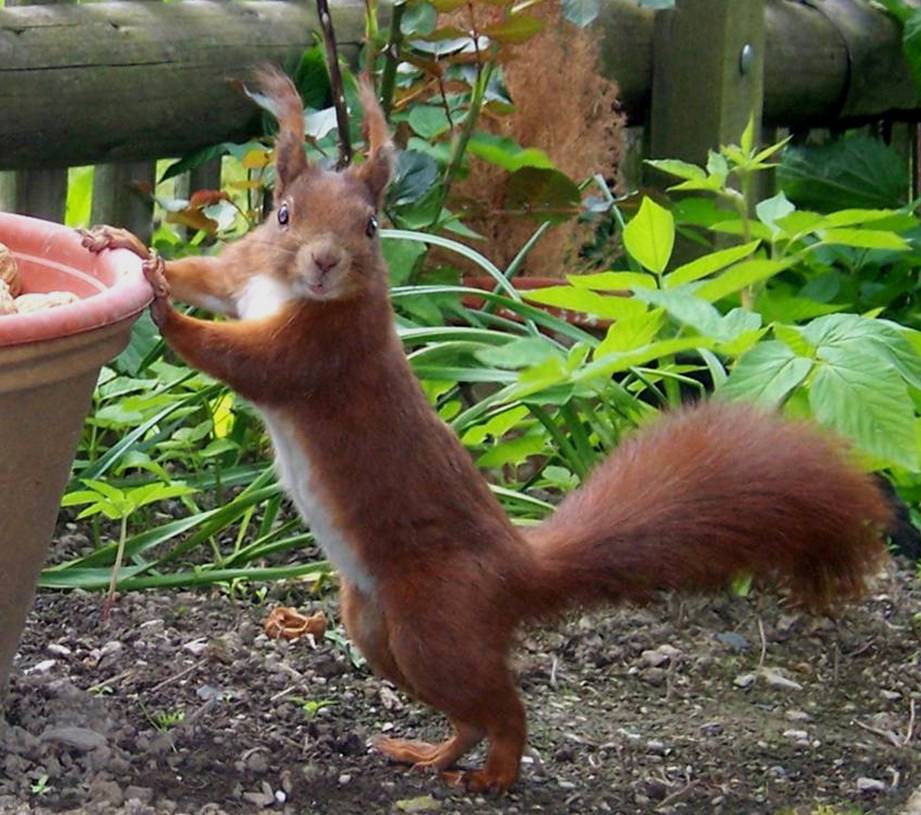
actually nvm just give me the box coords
[252,67,394,303]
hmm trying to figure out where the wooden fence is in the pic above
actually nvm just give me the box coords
[0,0,917,240]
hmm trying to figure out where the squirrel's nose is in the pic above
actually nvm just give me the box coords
[313,253,339,275]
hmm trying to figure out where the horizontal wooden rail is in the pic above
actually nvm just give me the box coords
[0,0,370,170]
[0,0,915,171]
[598,0,916,129]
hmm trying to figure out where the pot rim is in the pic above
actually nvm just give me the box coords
[0,213,152,348]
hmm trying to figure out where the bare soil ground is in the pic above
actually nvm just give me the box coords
[2,564,920,815]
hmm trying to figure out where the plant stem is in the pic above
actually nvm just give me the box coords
[379,0,407,119]
[316,0,352,168]
[102,514,129,622]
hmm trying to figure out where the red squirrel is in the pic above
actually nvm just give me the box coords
[82,68,892,793]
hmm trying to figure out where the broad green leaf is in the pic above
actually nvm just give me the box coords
[819,208,901,228]
[665,240,761,288]
[623,197,675,274]
[474,338,562,370]
[809,346,919,470]
[407,105,452,139]
[462,406,530,444]
[81,478,127,504]
[709,219,774,241]
[523,286,647,319]
[596,309,666,357]
[719,341,813,406]
[401,1,437,35]
[568,271,657,291]
[779,136,909,211]
[389,150,439,207]
[382,237,427,286]
[773,324,815,358]
[801,313,921,390]
[774,210,824,239]
[694,258,793,303]
[632,288,722,338]
[467,132,555,172]
[477,434,548,468]
[505,167,581,223]
[819,228,910,251]
[644,159,706,182]
[755,191,795,236]
[707,150,730,182]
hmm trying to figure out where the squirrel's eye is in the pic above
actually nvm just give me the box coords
[277,203,290,227]
[366,214,379,238]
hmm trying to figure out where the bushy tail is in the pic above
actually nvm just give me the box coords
[525,401,891,615]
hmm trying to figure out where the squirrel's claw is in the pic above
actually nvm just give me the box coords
[142,251,171,326]
[79,225,149,260]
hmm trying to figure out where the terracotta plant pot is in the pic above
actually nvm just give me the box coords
[0,214,150,693]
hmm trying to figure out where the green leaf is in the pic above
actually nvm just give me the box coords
[482,14,546,43]
[474,338,561,370]
[819,208,902,228]
[389,150,439,207]
[461,406,530,444]
[467,132,555,172]
[709,219,774,241]
[778,135,909,211]
[718,341,813,407]
[382,238,427,286]
[596,309,666,357]
[801,313,921,391]
[644,159,706,182]
[755,191,795,236]
[773,324,815,358]
[819,228,910,251]
[809,345,919,470]
[505,167,581,223]
[561,0,600,26]
[477,434,547,468]
[740,116,755,155]
[293,45,333,110]
[401,1,438,35]
[160,143,230,183]
[568,271,657,291]
[112,312,161,376]
[694,258,793,303]
[523,286,647,319]
[664,240,761,288]
[623,197,675,274]
[407,105,452,139]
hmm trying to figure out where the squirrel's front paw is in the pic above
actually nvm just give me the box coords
[142,251,171,325]
[79,225,149,260]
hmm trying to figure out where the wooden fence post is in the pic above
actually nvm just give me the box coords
[0,0,69,221]
[649,0,766,170]
[90,162,157,242]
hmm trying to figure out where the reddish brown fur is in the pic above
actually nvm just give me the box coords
[84,69,892,794]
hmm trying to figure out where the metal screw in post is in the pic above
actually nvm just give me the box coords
[739,43,755,75]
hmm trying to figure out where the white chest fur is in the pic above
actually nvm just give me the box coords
[236,274,294,319]
[260,408,375,594]
[234,275,374,592]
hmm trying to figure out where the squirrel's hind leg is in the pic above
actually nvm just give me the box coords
[388,632,528,793]
[373,721,482,771]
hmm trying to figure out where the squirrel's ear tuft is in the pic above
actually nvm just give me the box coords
[353,77,394,207]
[250,65,309,202]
